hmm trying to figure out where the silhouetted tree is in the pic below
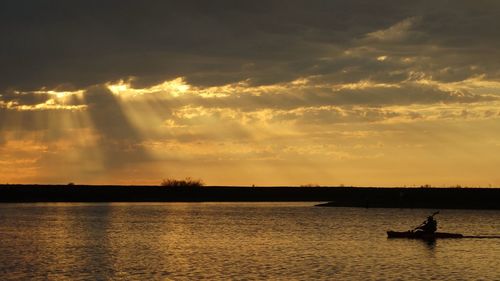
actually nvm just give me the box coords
[160,177,204,188]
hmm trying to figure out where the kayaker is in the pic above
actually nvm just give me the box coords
[415,214,438,234]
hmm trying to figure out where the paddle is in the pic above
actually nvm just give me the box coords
[412,211,439,231]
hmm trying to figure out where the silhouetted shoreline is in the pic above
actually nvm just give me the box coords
[0,185,499,209]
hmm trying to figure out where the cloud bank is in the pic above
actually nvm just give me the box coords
[1,1,500,186]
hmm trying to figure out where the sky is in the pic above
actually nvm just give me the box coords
[1,0,500,186]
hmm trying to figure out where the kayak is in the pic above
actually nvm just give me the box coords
[387,230,463,239]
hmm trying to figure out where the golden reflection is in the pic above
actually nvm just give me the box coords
[334,80,399,90]
[13,101,86,111]
[377,55,388,61]
[107,76,317,100]
[413,74,500,95]
[107,77,190,97]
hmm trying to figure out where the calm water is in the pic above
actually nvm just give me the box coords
[1,203,500,280]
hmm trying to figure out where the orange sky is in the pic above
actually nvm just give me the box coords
[2,2,500,186]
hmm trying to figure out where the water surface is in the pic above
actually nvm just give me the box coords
[1,203,499,280]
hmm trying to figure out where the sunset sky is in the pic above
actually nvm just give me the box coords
[2,1,500,186]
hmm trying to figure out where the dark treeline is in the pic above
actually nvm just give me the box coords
[0,185,500,209]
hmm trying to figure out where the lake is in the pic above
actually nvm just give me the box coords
[1,203,499,280]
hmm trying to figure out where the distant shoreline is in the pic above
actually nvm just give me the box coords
[1,185,499,209]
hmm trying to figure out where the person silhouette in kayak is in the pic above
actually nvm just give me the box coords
[415,212,438,234]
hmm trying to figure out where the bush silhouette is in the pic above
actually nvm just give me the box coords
[300,184,320,187]
[160,177,204,188]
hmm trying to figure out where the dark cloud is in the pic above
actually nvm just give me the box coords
[128,83,496,113]
[0,91,51,106]
[5,0,500,92]
[322,85,496,106]
[1,0,500,151]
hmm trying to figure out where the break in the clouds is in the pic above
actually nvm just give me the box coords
[1,0,500,186]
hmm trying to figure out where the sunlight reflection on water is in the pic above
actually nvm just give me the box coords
[1,203,500,280]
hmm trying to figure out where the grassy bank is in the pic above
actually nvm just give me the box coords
[0,185,499,209]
